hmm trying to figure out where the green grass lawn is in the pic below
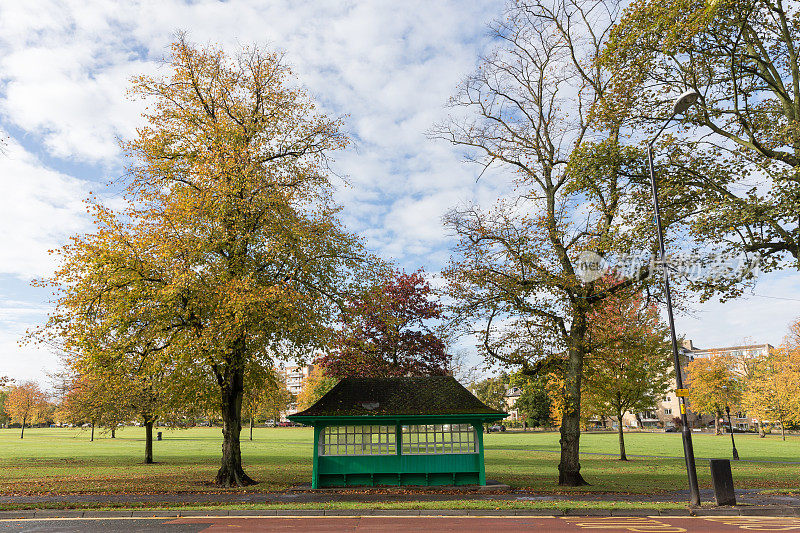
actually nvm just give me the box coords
[2,427,797,494]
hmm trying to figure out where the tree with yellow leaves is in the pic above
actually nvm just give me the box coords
[296,367,337,412]
[242,368,292,440]
[33,36,369,486]
[686,353,741,435]
[0,376,13,427]
[742,334,800,441]
[545,374,566,428]
[6,381,47,439]
[788,318,800,348]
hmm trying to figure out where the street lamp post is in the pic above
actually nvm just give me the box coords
[725,405,740,460]
[647,89,702,507]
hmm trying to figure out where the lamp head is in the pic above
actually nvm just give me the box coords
[673,89,700,115]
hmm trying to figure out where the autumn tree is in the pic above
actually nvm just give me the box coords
[58,346,178,454]
[468,374,509,413]
[256,382,293,431]
[687,353,742,435]
[48,371,72,409]
[317,270,450,378]
[125,366,179,463]
[743,346,800,441]
[242,368,292,440]
[582,284,672,460]
[38,234,192,460]
[57,371,120,441]
[6,381,47,438]
[447,350,480,386]
[0,376,12,427]
[509,373,553,428]
[601,0,800,298]
[34,37,368,486]
[296,367,338,411]
[436,0,661,485]
[0,392,9,428]
[788,317,800,347]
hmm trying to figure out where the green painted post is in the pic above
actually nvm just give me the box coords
[396,423,404,485]
[312,426,322,489]
[474,422,486,485]
[396,423,402,456]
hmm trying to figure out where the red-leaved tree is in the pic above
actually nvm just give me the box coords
[317,270,451,378]
[582,278,672,460]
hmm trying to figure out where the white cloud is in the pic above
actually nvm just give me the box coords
[0,294,58,385]
[0,0,798,384]
[0,0,508,380]
[678,273,800,348]
[0,0,507,256]
[0,333,59,386]
[0,133,90,279]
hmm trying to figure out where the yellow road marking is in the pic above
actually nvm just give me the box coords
[704,517,800,531]
[562,517,686,531]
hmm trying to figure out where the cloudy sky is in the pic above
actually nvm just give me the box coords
[1,0,798,384]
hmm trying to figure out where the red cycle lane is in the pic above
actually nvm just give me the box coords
[165,516,800,532]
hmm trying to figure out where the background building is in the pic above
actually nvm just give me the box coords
[682,341,772,430]
[622,340,772,430]
[281,364,315,419]
[504,386,522,422]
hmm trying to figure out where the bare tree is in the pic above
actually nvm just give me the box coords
[435,0,656,486]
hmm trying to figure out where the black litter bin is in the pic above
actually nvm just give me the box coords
[709,459,736,506]
[157,431,162,441]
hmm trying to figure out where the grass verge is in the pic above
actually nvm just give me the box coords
[0,500,689,512]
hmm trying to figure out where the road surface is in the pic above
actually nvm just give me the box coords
[2,516,800,532]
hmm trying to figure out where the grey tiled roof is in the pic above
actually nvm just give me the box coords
[290,376,506,418]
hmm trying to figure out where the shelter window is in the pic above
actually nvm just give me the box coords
[401,424,476,455]
[319,425,396,456]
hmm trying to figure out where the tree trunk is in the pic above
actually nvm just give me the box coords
[781,422,785,441]
[215,363,255,487]
[90,422,95,442]
[250,417,253,441]
[617,411,627,461]
[714,412,721,435]
[144,419,154,464]
[558,322,588,486]
[758,421,765,438]
[20,417,25,439]
[111,427,116,439]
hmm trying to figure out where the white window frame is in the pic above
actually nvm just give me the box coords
[401,424,477,455]
[319,425,396,456]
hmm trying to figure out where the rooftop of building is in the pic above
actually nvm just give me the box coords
[688,343,774,354]
[290,376,506,418]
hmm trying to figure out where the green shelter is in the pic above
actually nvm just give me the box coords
[288,376,507,488]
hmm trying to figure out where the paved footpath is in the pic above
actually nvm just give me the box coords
[3,515,800,532]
